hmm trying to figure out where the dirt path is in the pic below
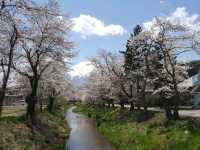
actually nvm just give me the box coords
[149,107,200,118]
[179,110,200,118]
[121,105,200,118]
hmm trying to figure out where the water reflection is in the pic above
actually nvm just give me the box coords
[66,107,115,150]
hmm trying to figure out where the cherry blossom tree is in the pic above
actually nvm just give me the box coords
[13,0,73,124]
[88,50,131,108]
[38,61,70,113]
[150,18,191,119]
[0,0,19,116]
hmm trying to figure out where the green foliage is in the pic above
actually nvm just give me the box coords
[75,104,200,150]
[53,96,71,113]
[121,25,143,74]
[35,111,70,150]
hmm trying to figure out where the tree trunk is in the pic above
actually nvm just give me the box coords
[142,93,148,113]
[26,96,36,124]
[112,102,115,108]
[130,101,134,111]
[165,107,173,120]
[144,106,148,113]
[136,77,141,111]
[162,97,173,120]
[0,90,6,116]
[172,83,180,120]
[26,78,38,125]
[0,25,18,117]
[171,55,180,120]
[111,99,115,108]
[173,105,179,120]
[129,84,134,111]
[39,99,43,112]
[107,102,111,108]
[0,68,12,117]
[0,79,8,117]
[120,101,125,109]
[48,96,55,113]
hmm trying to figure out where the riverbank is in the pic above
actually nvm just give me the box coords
[74,104,200,150]
[0,97,71,150]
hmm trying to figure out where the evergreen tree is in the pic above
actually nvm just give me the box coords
[122,25,143,74]
[120,25,143,110]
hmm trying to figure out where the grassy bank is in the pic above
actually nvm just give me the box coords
[0,97,71,150]
[74,104,200,150]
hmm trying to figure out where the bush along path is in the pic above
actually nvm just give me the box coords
[74,104,200,150]
[0,97,71,150]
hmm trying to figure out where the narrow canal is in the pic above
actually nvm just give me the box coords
[66,107,115,150]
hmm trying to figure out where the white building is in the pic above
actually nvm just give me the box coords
[178,73,200,106]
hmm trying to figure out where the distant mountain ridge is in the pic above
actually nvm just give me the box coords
[71,75,87,87]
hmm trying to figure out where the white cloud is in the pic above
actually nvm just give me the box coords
[71,14,127,39]
[143,7,200,33]
[166,7,199,29]
[69,61,94,78]
[143,18,157,32]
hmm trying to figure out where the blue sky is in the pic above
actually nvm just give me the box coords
[54,0,200,77]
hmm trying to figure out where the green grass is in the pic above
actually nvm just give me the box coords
[0,97,71,150]
[74,104,200,150]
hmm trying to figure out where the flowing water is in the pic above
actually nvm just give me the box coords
[65,107,115,150]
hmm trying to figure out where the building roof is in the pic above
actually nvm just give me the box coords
[178,73,200,89]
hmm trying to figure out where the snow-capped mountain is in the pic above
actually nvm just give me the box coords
[69,61,94,87]
[69,61,94,78]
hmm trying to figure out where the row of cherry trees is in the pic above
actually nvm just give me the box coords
[0,0,73,124]
[84,18,200,120]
